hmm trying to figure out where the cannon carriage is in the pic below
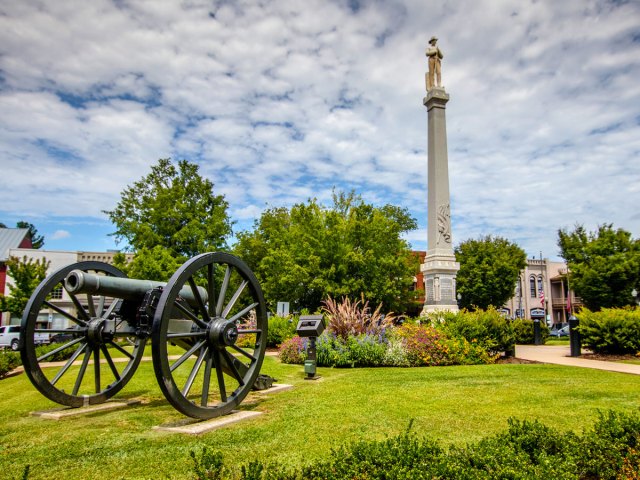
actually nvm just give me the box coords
[19,252,268,419]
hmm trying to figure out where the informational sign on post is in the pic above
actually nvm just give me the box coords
[277,301,290,317]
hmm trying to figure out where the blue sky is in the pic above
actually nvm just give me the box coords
[1,0,639,260]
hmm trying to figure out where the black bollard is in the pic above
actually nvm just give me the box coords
[569,315,581,357]
[533,319,542,345]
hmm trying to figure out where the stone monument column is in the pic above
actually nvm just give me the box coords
[421,41,459,314]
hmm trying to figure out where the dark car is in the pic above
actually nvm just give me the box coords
[50,329,79,344]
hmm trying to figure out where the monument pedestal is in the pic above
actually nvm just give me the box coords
[420,251,459,314]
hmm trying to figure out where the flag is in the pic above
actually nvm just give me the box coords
[539,289,545,306]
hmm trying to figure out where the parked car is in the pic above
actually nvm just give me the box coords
[50,329,78,344]
[0,325,21,351]
[549,325,570,337]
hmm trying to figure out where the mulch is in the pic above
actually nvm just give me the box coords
[580,352,640,362]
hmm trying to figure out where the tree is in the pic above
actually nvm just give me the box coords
[16,221,45,249]
[0,256,50,318]
[0,221,45,248]
[104,158,233,278]
[455,235,527,310]
[558,224,640,310]
[234,191,419,313]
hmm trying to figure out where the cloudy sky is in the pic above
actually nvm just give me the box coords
[1,0,639,261]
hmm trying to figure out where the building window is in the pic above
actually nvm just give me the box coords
[530,276,536,297]
[50,286,63,300]
[538,275,543,295]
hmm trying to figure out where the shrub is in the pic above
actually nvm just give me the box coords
[512,318,550,344]
[578,307,640,354]
[0,350,21,378]
[278,336,306,364]
[187,410,640,479]
[315,333,351,367]
[322,295,394,341]
[267,315,297,348]
[34,342,76,362]
[435,307,516,355]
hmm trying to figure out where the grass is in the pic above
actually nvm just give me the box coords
[1,356,640,479]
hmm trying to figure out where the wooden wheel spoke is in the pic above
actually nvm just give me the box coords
[37,337,85,362]
[215,266,231,316]
[101,344,121,381]
[108,341,135,360]
[188,277,210,323]
[207,263,216,317]
[102,299,122,320]
[237,329,262,334]
[72,348,92,396]
[228,302,259,324]
[201,351,214,406]
[43,300,87,327]
[50,343,87,386]
[230,344,257,362]
[93,347,101,393]
[182,346,208,397]
[221,280,248,318]
[174,301,208,330]
[221,349,245,386]
[97,295,106,318]
[170,340,207,373]
[166,331,207,340]
[87,293,97,318]
[213,349,227,402]
[69,293,90,322]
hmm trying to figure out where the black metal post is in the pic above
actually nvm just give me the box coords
[533,319,542,345]
[569,315,581,357]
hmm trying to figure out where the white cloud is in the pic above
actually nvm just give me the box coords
[51,230,71,240]
[0,0,639,260]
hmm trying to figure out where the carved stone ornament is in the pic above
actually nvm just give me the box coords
[436,203,451,244]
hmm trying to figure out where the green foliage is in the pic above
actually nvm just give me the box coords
[234,191,419,313]
[578,307,640,354]
[277,336,306,364]
[16,221,45,249]
[34,342,76,362]
[512,318,550,344]
[104,158,233,276]
[0,255,49,317]
[190,446,226,480]
[113,246,182,281]
[0,351,20,378]
[186,411,640,479]
[558,224,640,310]
[434,307,516,355]
[266,315,297,348]
[322,295,393,341]
[455,235,527,310]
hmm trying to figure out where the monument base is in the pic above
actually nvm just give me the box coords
[420,251,460,316]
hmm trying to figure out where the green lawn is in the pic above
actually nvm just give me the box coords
[1,357,640,479]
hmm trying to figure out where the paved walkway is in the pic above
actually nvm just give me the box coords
[516,345,640,375]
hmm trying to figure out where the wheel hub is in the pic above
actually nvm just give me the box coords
[208,318,238,347]
[87,318,115,345]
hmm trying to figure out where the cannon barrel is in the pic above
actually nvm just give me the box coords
[64,270,208,306]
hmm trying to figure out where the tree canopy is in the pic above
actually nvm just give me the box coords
[233,192,419,313]
[0,256,49,318]
[455,235,527,311]
[104,158,233,280]
[558,224,640,310]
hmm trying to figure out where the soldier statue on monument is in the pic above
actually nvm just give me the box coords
[425,36,443,91]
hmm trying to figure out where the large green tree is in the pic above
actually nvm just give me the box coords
[0,256,49,318]
[234,192,419,313]
[104,158,233,280]
[558,224,640,310]
[455,235,527,310]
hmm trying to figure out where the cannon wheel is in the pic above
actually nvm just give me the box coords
[151,252,267,419]
[20,262,146,407]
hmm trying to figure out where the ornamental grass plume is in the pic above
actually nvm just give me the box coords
[322,294,395,340]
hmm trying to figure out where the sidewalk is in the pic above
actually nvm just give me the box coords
[516,344,640,375]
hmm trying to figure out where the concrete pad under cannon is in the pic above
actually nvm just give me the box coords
[154,410,263,435]
[31,399,141,419]
[254,383,293,395]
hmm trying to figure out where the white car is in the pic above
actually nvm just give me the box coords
[0,325,21,351]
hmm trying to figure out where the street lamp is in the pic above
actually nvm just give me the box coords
[632,288,638,306]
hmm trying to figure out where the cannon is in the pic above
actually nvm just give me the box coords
[19,252,268,419]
